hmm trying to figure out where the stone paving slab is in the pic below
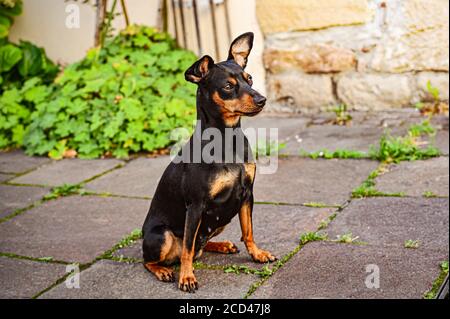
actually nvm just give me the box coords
[10,158,123,187]
[0,256,67,299]
[113,205,334,268]
[433,130,449,155]
[0,185,49,219]
[242,116,309,154]
[327,197,449,251]
[0,173,14,183]
[376,157,449,197]
[0,150,50,174]
[254,158,379,205]
[291,124,387,155]
[85,157,170,198]
[250,241,447,299]
[40,260,256,299]
[0,195,149,263]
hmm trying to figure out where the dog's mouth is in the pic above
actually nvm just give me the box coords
[239,108,263,117]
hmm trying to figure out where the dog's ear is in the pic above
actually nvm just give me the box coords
[227,32,254,69]
[185,55,215,84]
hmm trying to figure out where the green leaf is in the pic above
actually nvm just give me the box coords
[0,43,22,72]
[0,15,11,38]
[17,40,43,77]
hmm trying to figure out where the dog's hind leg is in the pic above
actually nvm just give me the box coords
[143,227,181,282]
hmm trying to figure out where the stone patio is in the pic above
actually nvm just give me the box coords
[0,110,448,299]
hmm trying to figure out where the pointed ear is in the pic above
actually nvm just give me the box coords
[185,55,214,84]
[227,32,254,69]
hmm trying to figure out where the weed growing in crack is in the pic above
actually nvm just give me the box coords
[404,240,420,249]
[255,140,286,159]
[330,104,352,126]
[423,191,439,198]
[44,183,86,200]
[300,149,368,160]
[101,228,142,260]
[318,213,337,231]
[351,165,404,199]
[334,232,360,244]
[424,261,449,299]
[369,122,440,164]
[299,232,328,245]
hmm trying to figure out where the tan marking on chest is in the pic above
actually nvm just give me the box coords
[209,170,240,198]
[244,163,256,183]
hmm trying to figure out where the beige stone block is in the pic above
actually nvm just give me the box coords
[264,45,357,74]
[337,73,413,110]
[368,0,449,72]
[256,0,373,34]
[267,72,336,112]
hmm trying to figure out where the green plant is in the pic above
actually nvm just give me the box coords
[255,140,286,159]
[299,232,328,245]
[318,213,337,230]
[300,148,367,159]
[224,265,254,275]
[22,25,197,159]
[423,191,439,198]
[424,261,449,299]
[0,0,22,41]
[369,132,440,164]
[334,232,359,243]
[408,119,436,138]
[0,77,53,148]
[351,165,404,198]
[415,81,448,116]
[404,240,420,249]
[330,104,352,126]
[44,183,85,200]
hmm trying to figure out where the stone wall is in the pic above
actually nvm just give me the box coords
[257,0,449,113]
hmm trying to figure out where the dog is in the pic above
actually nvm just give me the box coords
[142,32,276,293]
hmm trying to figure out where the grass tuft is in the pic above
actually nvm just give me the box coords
[44,183,86,201]
[300,149,368,160]
[404,239,420,249]
[424,261,449,299]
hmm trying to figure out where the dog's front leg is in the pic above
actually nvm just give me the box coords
[179,204,202,293]
[239,195,277,263]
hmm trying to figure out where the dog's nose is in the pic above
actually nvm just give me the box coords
[255,96,267,108]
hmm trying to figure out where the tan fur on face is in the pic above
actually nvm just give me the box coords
[209,170,239,198]
[212,92,259,127]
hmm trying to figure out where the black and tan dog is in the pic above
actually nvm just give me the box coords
[142,32,276,293]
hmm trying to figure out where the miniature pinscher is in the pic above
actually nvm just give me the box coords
[142,32,276,293]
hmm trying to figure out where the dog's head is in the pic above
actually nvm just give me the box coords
[185,32,266,127]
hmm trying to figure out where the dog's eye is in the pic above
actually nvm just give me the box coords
[224,83,234,91]
[247,75,253,86]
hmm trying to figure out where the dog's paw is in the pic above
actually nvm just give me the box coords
[205,241,240,254]
[144,263,175,282]
[250,249,277,263]
[178,274,199,293]
[224,241,240,254]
